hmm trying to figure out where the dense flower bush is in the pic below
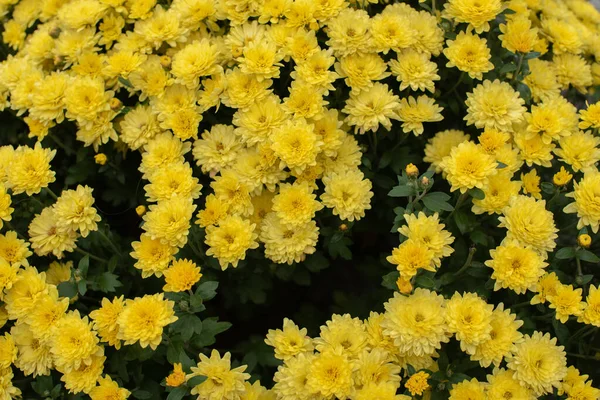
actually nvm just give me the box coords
[1,0,600,397]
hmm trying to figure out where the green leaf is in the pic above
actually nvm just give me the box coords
[77,280,87,296]
[305,252,329,272]
[541,182,555,194]
[78,255,89,276]
[118,77,133,87]
[517,83,532,103]
[388,184,416,198]
[555,247,576,260]
[196,281,218,301]
[496,161,507,169]
[552,318,569,344]
[382,271,400,290]
[500,63,518,74]
[167,387,188,400]
[579,274,594,285]
[378,152,392,169]
[415,274,435,289]
[439,272,455,286]
[524,51,541,60]
[454,210,476,234]
[422,192,454,212]
[58,282,78,299]
[468,187,485,200]
[187,375,207,387]
[96,272,122,292]
[577,249,600,263]
[449,373,471,384]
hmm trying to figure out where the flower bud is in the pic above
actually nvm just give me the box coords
[339,223,348,231]
[160,55,171,68]
[578,234,592,248]
[94,153,107,165]
[109,98,122,111]
[136,205,146,217]
[406,163,419,178]
[396,276,413,294]
[421,176,430,186]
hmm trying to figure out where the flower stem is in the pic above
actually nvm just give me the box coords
[445,72,465,96]
[44,187,58,201]
[4,221,24,239]
[445,192,468,222]
[97,228,122,257]
[512,53,525,84]
[75,247,107,263]
[455,246,476,276]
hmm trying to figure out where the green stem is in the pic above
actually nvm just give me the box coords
[445,72,465,96]
[511,301,533,309]
[3,221,24,239]
[432,0,436,15]
[567,353,598,360]
[512,53,525,84]
[97,228,122,257]
[48,134,74,156]
[445,192,468,222]
[455,246,476,276]
[75,247,108,263]
[44,187,58,201]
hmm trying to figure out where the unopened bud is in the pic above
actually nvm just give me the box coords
[421,176,430,186]
[136,205,146,217]
[160,55,171,68]
[578,234,592,249]
[396,276,413,294]
[339,223,348,231]
[94,153,107,165]
[49,27,61,39]
[406,163,419,178]
[109,98,122,111]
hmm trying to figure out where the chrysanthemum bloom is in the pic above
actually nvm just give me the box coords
[0,365,21,399]
[4,266,55,321]
[187,350,250,400]
[291,49,338,93]
[172,39,221,88]
[382,289,449,357]
[50,310,102,373]
[265,318,314,360]
[564,172,600,233]
[553,53,593,94]
[397,95,443,136]
[205,215,259,270]
[499,15,538,53]
[139,133,191,178]
[513,130,555,167]
[282,81,328,120]
[270,119,323,173]
[193,124,243,174]
[531,272,561,305]
[0,185,11,235]
[521,169,542,199]
[196,195,230,228]
[0,258,19,302]
[579,102,600,130]
[558,366,589,396]
[272,352,315,400]
[142,196,196,248]
[472,172,521,215]
[6,143,56,196]
[424,130,470,173]
[445,292,493,354]
[388,49,440,93]
[0,333,16,369]
[444,32,493,80]
[335,53,390,93]
[370,10,416,53]
[25,296,69,342]
[567,381,600,400]
[499,195,558,254]
[547,284,584,323]
[439,141,497,193]
[260,213,319,265]
[319,133,362,175]
[221,68,273,110]
[465,80,526,132]
[325,8,371,57]
[89,295,125,349]
[554,131,600,172]
[405,371,430,396]
[166,363,186,387]
[486,368,535,400]
[506,331,567,396]
[232,95,287,145]
[398,212,454,266]
[314,313,368,357]
[523,59,561,103]
[449,378,486,399]
[580,285,600,327]
[343,83,401,134]
[130,234,178,278]
[118,105,163,151]
[271,182,323,228]
[163,259,202,292]
[321,169,373,221]
[353,348,401,388]
[144,162,202,202]
[354,381,405,400]
[306,348,354,399]
[60,351,106,394]
[526,102,572,145]
[117,293,177,350]
[471,304,523,368]
[29,72,68,123]
[443,0,502,33]
[11,322,53,377]
[53,185,101,237]
[541,18,583,55]
[89,375,131,400]
[387,239,435,279]
[486,241,547,294]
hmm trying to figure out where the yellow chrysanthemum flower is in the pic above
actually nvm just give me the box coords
[405,371,430,396]
[445,292,494,354]
[50,310,102,373]
[464,79,526,132]
[320,169,373,221]
[187,350,250,400]
[90,295,125,349]
[443,0,503,33]
[397,95,444,136]
[342,83,401,135]
[439,141,498,193]
[449,378,486,399]
[6,143,56,196]
[564,171,600,233]
[306,348,354,399]
[205,215,259,270]
[548,284,585,323]
[265,318,314,360]
[499,15,538,53]
[142,196,196,248]
[398,212,455,265]
[424,129,470,173]
[444,32,494,80]
[163,258,202,292]
[486,368,535,400]
[388,49,440,93]
[486,241,547,294]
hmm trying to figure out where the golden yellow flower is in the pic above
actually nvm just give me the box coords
[564,171,600,233]
[163,258,202,292]
[465,80,526,132]
[553,166,573,186]
[444,31,493,80]
[439,141,498,193]
[499,15,538,53]
[405,371,430,396]
[166,363,186,387]
[188,350,250,400]
[265,318,314,360]
[443,0,502,33]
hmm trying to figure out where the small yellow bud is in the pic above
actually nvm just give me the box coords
[553,166,573,187]
[160,55,171,68]
[421,176,430,186]
[406,163,419,178]
[396,276,413,294]
[339,223,348,231]
[109,98,122,111]
[136,205,146,217]
[94,153,107,165]
[578,234,592,248]
[166,363,186,387]
[49,27,62,39]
